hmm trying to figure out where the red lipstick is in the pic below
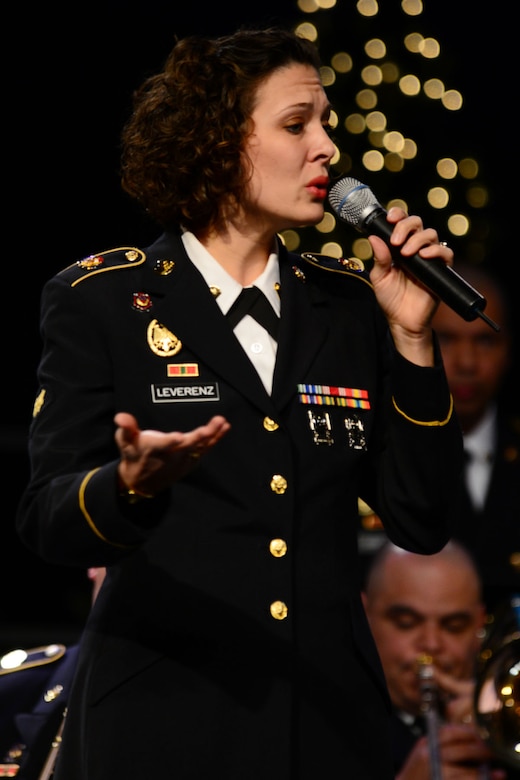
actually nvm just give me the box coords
[306,176,329,199]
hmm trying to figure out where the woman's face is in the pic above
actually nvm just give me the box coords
[243,63,335,234]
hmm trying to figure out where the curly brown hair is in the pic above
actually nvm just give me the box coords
[120,27,322,234]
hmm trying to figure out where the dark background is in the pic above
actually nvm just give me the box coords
[3,1,517,651]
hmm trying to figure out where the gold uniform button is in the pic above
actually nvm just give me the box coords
[269,538,287,557]
[270,600,288,620]
[263,416,279,432]
[270,474,287,494]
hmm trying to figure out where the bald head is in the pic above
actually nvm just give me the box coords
[364,540,482,604]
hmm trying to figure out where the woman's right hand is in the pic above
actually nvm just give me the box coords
[114,411,231,497]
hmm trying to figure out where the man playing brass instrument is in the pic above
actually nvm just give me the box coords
[362,541,518,779]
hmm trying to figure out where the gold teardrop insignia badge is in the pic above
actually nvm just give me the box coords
[147,319,182,357]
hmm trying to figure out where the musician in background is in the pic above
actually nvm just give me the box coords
[0,567,106,779]
[362,541,517,779]
[431,262,520,613]
[358,263,520,614]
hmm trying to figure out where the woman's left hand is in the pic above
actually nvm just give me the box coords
[368,207,454,365]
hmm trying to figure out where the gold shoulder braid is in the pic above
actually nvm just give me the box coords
[58,247,147,287]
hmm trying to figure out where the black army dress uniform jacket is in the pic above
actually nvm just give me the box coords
[16,230,463,780]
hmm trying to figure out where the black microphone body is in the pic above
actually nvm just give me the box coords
[328,177,499,330]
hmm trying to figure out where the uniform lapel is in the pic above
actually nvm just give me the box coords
[142,234,330,415]
[272,248,330,410]
[143,233,278,414]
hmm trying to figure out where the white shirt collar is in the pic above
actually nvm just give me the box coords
[463,404,497,463]
[397,710,415,726]
[181,231,281,316]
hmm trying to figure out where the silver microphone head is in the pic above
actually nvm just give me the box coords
[328,177,383,228]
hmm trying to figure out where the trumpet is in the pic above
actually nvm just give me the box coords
[417,654,444,780]
[475,595,520,771]
[37,708,67,780]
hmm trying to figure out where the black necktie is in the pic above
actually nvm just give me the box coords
[226,287,279,340]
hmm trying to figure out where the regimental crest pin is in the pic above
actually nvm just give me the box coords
[154,259,175,275]
[77,254,104,269]
[132,292,153,311]
[147,319,182,357]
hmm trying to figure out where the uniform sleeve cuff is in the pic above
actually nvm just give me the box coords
[390,335,453,423]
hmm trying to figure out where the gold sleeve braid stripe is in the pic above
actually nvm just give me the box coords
[79,469,134,549]
[391,393,454,426]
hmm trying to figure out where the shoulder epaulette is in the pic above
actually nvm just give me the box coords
[299,252,372,289]
[0,644,66,676]
[58,246,147,287]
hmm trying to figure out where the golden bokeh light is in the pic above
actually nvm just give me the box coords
[447,213,470,237]
[401,138,417,159]
[459,158,479,179]
[357,0,379,17]
[331,52,353,73]
[423,78,445,99]
[297,0,320,13]
[320,65,336,86]
[365,111,386,131]
[420,38,441,59]
[365,38,386,59]
[401,0,423,15]
[315,212,337,233]
[353,237,374,260]
[442,89,463,111]
[363,149,385,171]
[280,230,301,252]
[384,153,405,172]
[427,187,450,209]
[356,89,378,109]
[466,186,489,209]
[294,21,318,40]
[344,113,366,134]
[437,158,458,179]
[404,32,424,53]
[381,62,400,82]
[399,74,421,96]
[293,0,493,263]
[320,241,344,257]
[361,65,383,86]
[383,131,405,152]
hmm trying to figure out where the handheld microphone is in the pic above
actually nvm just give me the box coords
[328,177,499,331]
